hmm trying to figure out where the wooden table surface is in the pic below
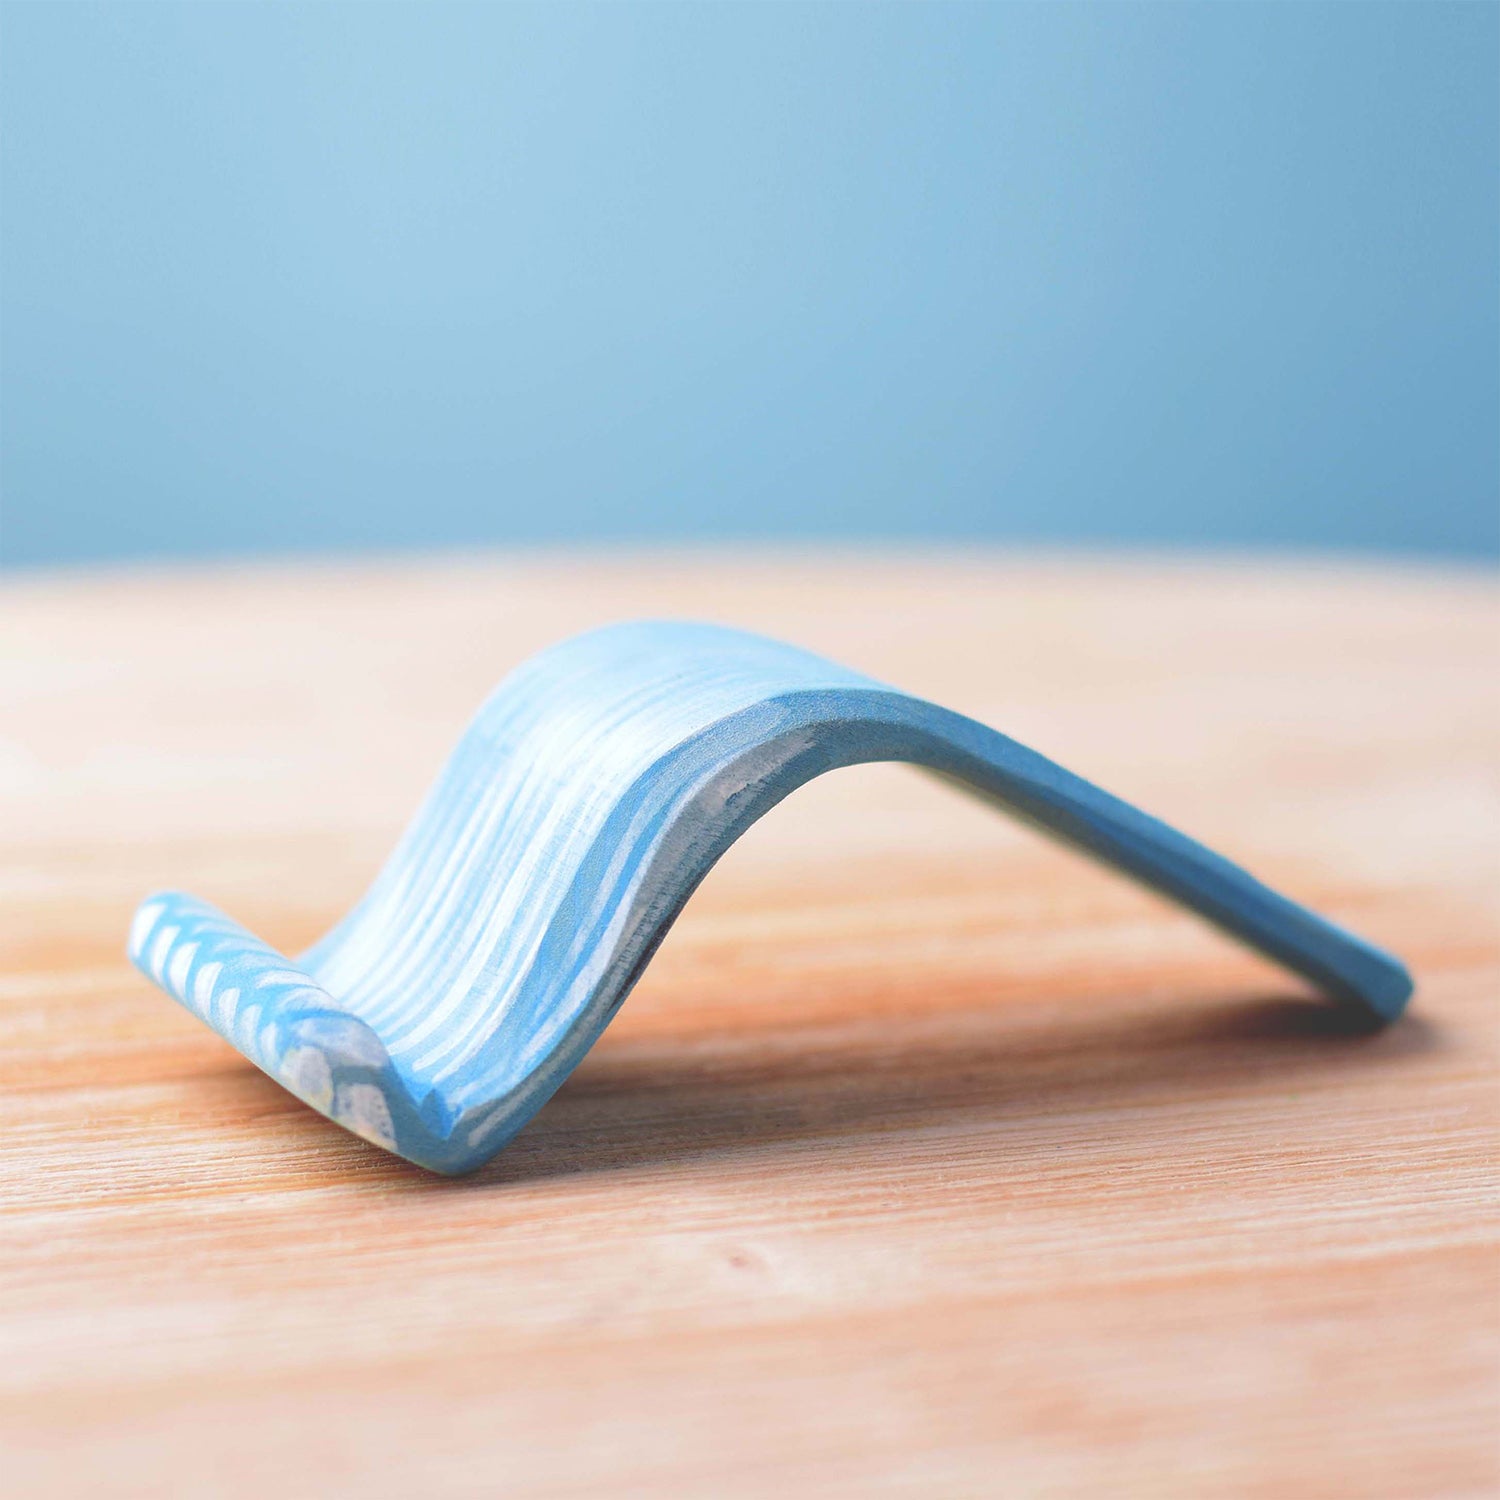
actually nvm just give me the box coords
[2,554,1495,1497]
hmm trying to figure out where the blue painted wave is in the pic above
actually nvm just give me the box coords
[129,622,1412,1173]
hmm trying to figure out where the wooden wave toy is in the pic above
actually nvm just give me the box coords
[128,622,1413,1174]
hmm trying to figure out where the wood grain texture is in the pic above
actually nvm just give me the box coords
[1,553,1495,1498]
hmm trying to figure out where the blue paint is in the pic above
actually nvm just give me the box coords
[128,622,1412,1174]
[4,2,1496,567]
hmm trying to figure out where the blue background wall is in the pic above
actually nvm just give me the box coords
[2,1,1495,568]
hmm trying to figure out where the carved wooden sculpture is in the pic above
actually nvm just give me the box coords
[129,623,1412,1172]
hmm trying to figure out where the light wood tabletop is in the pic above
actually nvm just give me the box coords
[2,553,1495,1498]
